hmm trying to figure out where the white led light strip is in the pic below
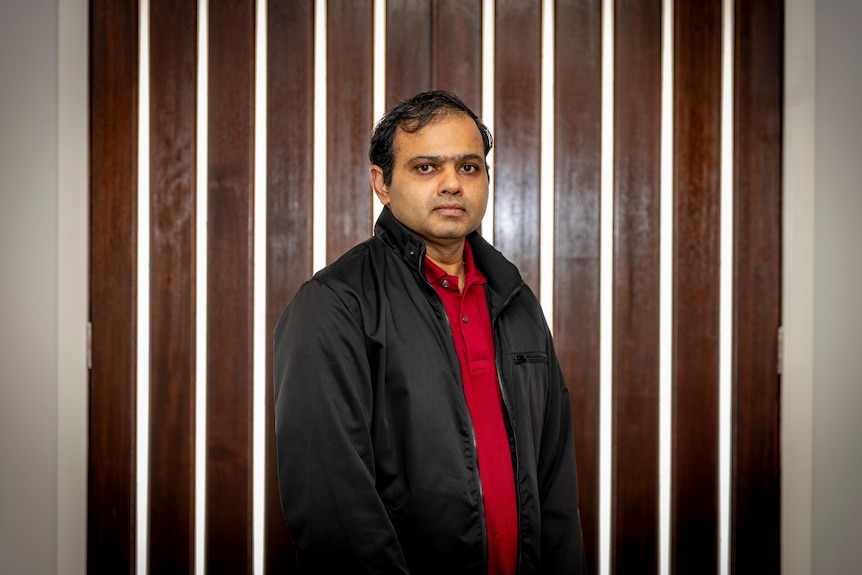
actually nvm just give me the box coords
[539,0,555,328]
[598,0,614,573]
[252,1,268,573]
[313,0,328,273]
[136,1,151,573]
[719,0,735,573]
[372,0,386,226]
[481,0,495,245]
[194,0,209,572]
[658,0,674,573]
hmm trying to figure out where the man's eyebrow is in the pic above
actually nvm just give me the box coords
[405,153,485,164]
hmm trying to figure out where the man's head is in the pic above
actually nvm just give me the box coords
[369,90,493,187]
[368,91,493,261]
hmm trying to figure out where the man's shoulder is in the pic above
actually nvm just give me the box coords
[312,237,380,280]
[283,240,380,324]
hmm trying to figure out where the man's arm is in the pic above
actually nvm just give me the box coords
[273,279,409,573]
[537,336,589,574]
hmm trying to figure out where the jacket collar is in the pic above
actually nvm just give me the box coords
[373,207,523,311]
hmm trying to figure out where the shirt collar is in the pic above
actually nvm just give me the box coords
[423,241,487,290]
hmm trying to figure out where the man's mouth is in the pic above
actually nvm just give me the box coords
[434,203,465,216]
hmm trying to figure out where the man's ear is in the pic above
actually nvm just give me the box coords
[370,166,390,207]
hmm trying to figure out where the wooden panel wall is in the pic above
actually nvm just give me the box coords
[89,0,783,573]
[385,0,483,112]
[612,1,663,571]
[265,2,314,572]
[89,0,138,572]
[671,0,723,572]
[732,0,783,571]
[326,0,374,259]
[554,1,603,571]
[148,0,197,571]
[205,1,256,572]
[494,0,543,294]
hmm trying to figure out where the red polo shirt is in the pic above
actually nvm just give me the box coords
[424,242,518,575]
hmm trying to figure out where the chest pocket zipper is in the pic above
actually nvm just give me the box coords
[512,352,547,365]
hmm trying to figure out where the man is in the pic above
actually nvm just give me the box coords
[274,90,587,574]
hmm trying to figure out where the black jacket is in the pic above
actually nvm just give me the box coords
[274,207,587,574]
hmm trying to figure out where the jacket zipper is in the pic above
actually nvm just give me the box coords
[421,275,489,567]
[490,282,524,575]
[512,352,547,364]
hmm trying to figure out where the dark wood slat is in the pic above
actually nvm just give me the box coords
[326,0,374,262]
[385,0,432,107]
[493,0,542,293]
[265,0,316,572]
[88,0,139,572]
[206,1,255,571]
[732,0,783,572]
[611,1,662,572]
[671,1,723,572]
[386,0,482,113]
[148,0,197,571]
[431,0,483,112]
[386,0,482,114]
[553,0,603,572]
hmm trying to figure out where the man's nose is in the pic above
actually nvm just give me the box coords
[438,165,462,194]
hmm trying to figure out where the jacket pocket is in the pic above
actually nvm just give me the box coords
[511,351,548,365]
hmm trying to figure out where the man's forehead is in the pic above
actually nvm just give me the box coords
[392,114,484,154]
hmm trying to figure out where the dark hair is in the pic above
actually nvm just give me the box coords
[369,90,493,186]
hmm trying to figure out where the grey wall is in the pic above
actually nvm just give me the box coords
[1,1,86,574]
[1,1,60,573]
[812,0,862,572]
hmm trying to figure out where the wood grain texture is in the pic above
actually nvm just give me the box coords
[385,0,433,106]
[671,0,723,572]
[732,0,783,571]
[326,0,374,262]
[88,0,139,572]
[148,0,197,570]
[206,0,255,571]
[611,1,662,572]
[85,2,786,571]
[493,0,542,293]
[148,0,197,573]
[385,0,482,113]
[265,0,315,571]
[553,0,603,571]
[430,0,483,113]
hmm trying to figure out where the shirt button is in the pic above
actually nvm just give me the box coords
[462,316,469,323]
[442,279,450,288]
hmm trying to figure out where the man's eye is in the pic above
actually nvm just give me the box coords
[416,164,434,173]
[461,164,479,173]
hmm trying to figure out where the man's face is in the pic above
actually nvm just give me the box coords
[370,112,489,256]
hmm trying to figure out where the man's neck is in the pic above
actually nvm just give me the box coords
[426,241,467,291]
[425,240,465,270]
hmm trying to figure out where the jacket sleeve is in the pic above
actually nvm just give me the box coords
[537,334,590,574]
[273,279,410,574]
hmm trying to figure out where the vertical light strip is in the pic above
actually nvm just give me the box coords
[718,0,735,572]
[598,0,614,573]
[194,0,209,572]
[313,0,328,272]
[539,0,555,328]
[136,1,151,573]
[481,0,495,245]
[252,0,268,573]
[658,0,674,573]
[372,0,386,226]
